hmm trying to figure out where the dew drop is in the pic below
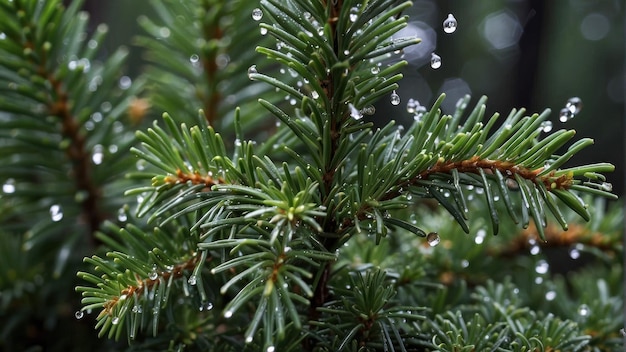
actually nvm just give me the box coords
[92,144,104,165]
[474,229,486,244]
[361,105,375,115]
[534,259,549,274]
[189,54,199,64]
[252,8,263,21]
[565,97,582,115]
[371,65,380,74]
[260,27,268,35]
[430,52,442,69]
[461,260,469,268]
[50,204,63,222]
[75,310,84,319]
[349,7,359,22]
[117,207,127,222]
[390,91,400,106]
[577,304,590,317]
[188,275,197,286]
[443,14,457,33]
[0,33,6,40]
[545,290,557,301]
[247,65,257,78]
[559,107,574,122]
[112,317,120,325]
[3,178,15,194]
[406,98,419,113]
[311,90,319,99]
[199,301,213,311]
[267,346,276,352]
[149,266,158,280]
[540,120,552,132]
[569,246,580,259]
[224,310,233,318]
[132,305,143,314]
[600,182,612,192]
[118,76,132,90]
[426,232,440,247]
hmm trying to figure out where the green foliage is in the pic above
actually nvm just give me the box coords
[0,0,621,351]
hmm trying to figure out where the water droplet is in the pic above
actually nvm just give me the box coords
[545,290,556,301]
[224,310,233,318]
[50,204,63,222]
[474,229,486,244]
[540,120,552,132]
[112,317,120,325]
[117,208,127,222]
[267,346,275,352]
[92,144,104,165]
[247,65,257,78]
[461,260,469,268]
[426,232,440,246]
[390,91,400,106]
[188,275,197,285]
[311,90,319,99]
[443,14,458,33]
[149,266,158,280]
[3,178,15,194]
[199,301,213,311]
[406,98,419,113]
[189,54,200,64]
[529,244,541,255]
[371,65,380,74]
[349,7,359,22]
[118,76,132,90]
[535,259,549,274]
[559,107,573,122]
[252,8,263,21]
[577,304,590,317]
[75,310,84,319]
[430,52,442,69]
[361,105,375,115]
[565,96,582,115]
[159,27,170,38]
[260,27,268,35]
[0,33,6,40]
[132,305,143,314]
[348,103,362,120]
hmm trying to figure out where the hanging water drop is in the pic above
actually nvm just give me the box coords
[565,96,582,115]
[247,65,257,78]
[50,204,63,222]
[371,65,380,74]
[577,304,590,317]
[559,107,573,122]
[149,265,158,280]
[600,182,612,192]
[390,91,400,106]
[189,54,199,64]
[545,290,557,301]
[117,207,127,222]
[534,259,549,274]
[260,27,268,35]
[188,275,197,286]
[112,317,120,325]
[311,90,319,99]
[349,7,359,22]
[426,232,440,247]
[75,310,84,319]
[430,52,442,69]
[251,8,263,21]
[443,14,458,33]
[540,120,552,132]
[3,178,15,194]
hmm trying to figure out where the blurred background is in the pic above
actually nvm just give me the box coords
[81,0,625,195]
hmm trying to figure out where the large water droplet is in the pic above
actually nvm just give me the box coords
[534,259,549,274]
[559,108,574,122]
[443,14,458,33]
[540,120,552,133]
[267,346,276,352]
[3,178,15,194]
[92,144,104,165]
[252,8,263,21]
[247,65,257,79]
[117,208,127,222]
[430,53,442,69]
[118,76,132,90]
[75,310,84,319]
[565,97,582,115]
[112,317,120,325]
[149,266,158,280]
[390,91,400,106]
[188,275,197,285]
[224,310,233,318]
[349,7,359,22]
[189,54,200,64]
[474,229,486,244]
[426,232,440,246]
[260,27,268,35]
[50,204,63,222]
[545,291,556,301]
[577,304,590,317]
